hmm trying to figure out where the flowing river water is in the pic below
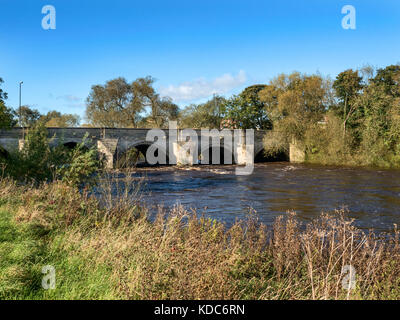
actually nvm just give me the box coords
[132,163,400,233]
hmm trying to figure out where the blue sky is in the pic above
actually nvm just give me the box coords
[0,0,399,122]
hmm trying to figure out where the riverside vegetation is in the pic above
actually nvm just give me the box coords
[1,64,400,300]
[0,127,400,300]
[259,65,400,168]
[1,178,400,300]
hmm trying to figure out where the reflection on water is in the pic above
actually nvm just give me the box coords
[133,163,400,233]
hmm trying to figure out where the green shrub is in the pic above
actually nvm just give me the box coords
[3,124,103,186]
[56,136,103,188]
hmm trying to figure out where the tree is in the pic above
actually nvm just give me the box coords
[86,77,133,127]
[0,103,15,129]
[224,85,271,129]
[257,73,333,159]
[85,76,177,128]
[371,65,400,97]
[142,96,179,128]
[0,77,7,103]
[0,78,16,129]
[127,76,155,127]
[179,95,226,129]
[259,73,330,139]
[41,111,80,127]
[16,106,41,127]
[332,69,364,137]
[14,106,80,128]
[357,65,400,164]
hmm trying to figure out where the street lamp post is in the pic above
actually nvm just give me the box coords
[19,81,23,127]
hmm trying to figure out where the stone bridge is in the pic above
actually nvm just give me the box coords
[0,127,302,168]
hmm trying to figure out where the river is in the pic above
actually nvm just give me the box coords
[133,163,400,233]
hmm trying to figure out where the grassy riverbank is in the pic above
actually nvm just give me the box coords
[1,177,400,300]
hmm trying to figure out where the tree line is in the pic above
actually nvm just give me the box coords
[259,65,400,167]
[1,63,399,167]
[82,63,400,167]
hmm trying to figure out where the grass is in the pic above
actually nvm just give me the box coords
[0,176,399,300]
[0,206,46,299]
[0,206,118,299]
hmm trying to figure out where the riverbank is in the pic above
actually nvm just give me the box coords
[1,177,399,300]
[304,155,400,170]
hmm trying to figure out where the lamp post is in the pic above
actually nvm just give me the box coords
[19,81,23,127]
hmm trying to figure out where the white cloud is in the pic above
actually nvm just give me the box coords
[160,70,247,102]
[56,95,81,102]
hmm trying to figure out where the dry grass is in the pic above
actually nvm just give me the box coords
[0,176,399,300]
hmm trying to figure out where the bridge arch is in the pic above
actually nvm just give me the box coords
[63,141,79,149]
[199,146,234,165]
[254,146,288,163]
[116,140,169,167]
[62,140,92,150]
[49,138,92,150]
[0,145,10,160]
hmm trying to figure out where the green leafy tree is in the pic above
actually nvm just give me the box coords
[0,77,7,102]
[357,65,400,165]
[259,73,330,140]
[0,78,16,129]
[332,69,364,137]
[0,103,15,129]
[143,96,179,128]
[371,65,400,97]
[86,77,133,127]
[41,111,81,127]
[86,76,178,128]
[224,85,271,129]
[15,107,80,128]
[179,95,226,128]
[16,106,41,127]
